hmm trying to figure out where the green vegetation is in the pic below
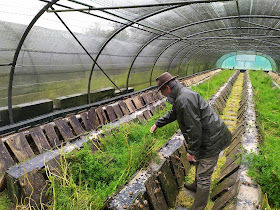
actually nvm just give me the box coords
[47,104,179,209]
[248,71,280,208]
[191,69,234,100]
[0,190,12,209]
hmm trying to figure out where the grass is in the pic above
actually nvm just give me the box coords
[191,69,235,100]
[46,103,179,210]
[247,70,280,208]
[0,190,13,210]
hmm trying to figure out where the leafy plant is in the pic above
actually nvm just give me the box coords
[247,71,280,208]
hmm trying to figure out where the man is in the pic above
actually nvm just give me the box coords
[150,72,232,210]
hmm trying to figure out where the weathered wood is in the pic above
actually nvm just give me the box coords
[29,127,51,153]
[147,92,154,103]
[112,104,123,119]
[54,119,74,141]
[88,108,100,129]
[149,106,155,115]
[132,96,143,109]
[118,101,130,115]
[0,140,14,191]
[211,170,239,201]
[170,151,185,187]
[44,123,60,147]
[143,110,152,120]
[221,145,241,172]
[6,133,35,162]
[212,181,240,210]
[144,173,168,210]
[96,107,108,125]
[105,105,117,122]
[226,135,242,156]
[124,98,136,113]
[178,144,191,175]
[141,93,150,105]
[68,115,85,136]
[219,162,240,183]
[18,168,48,207]
[80,112,93,132]
[157,160,178,207]
[136,114,145,123]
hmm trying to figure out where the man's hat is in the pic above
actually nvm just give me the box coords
[156,72,178,91]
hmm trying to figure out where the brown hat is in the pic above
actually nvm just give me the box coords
[156,72,178,91]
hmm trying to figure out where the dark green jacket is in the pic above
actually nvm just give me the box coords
[155,82,232,159]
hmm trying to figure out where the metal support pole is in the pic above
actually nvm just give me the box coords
[8,0,59,124]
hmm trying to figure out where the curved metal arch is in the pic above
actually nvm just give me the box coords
[8,0,59,124]
[87,4,183,101]
[149,40,181,86]
[165,28,280,75]
[126,15,280,90]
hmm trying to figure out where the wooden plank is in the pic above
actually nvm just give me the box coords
[132,95,143,109]
[88,108,100,129]
[219,162,240,183]
[145,173,168,210]
[149,106,155,115]
[212,181,239,210]
[136,114,145,123]
[147,92,154,102]
[54,119,74,141]
[157,160,179,207]
[127,192,149,210]
[29,127,51,153]
[80,112,93,132]
[118,101,130,115]
[178,144,191,175]
[170,151,185,187]
[68,115,85,136]
[124,98,136,113]
[112,104,123,119]
[6,133,35,162]
[210,170,239,201]
[96,107,108,125]
[44,123,60,147]
[105,105,117,122]
[0,140,15,191]
[141,93,150,105]
[143,110,152,120]
[18,168,48,207]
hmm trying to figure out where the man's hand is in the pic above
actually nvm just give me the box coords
[150,124,158,133]
[187,153,196,162]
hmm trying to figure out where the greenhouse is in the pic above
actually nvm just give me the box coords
[0,0,280,209]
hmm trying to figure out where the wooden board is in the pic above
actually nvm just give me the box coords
[80,112,93,132]
[124,98,136,113]
[0,139,15,190]
[178,144,191,175]
[54,119,74,141]
[68,115,85,136]
[219,162,240,183]
[29,127,51,153]
[88,108,100,129]
[6,133,35,162]
[105,105,117,122]
[212,181,239,210]
[136,114,145,123]
[118,101,130,115]
[112,104,123,119]
[44,123,60,147]
[143,110,152,120]
[18,168,48,207]
[141,93,150,105]
[144,173,168,210]
[170,151,185,187]
[96,107,108,125]
[147,92,154,102]
[157,160,178,207]
[210,170,239,201]
[149,106,155,115]
[132,95,143,109]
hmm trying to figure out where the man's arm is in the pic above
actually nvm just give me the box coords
[150,106,177,133]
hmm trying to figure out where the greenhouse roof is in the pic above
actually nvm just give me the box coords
[1,0,280,123]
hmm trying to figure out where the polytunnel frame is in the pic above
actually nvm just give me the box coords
[146,23,280,84]
[124,15,280,89]
[6,1,280,124]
